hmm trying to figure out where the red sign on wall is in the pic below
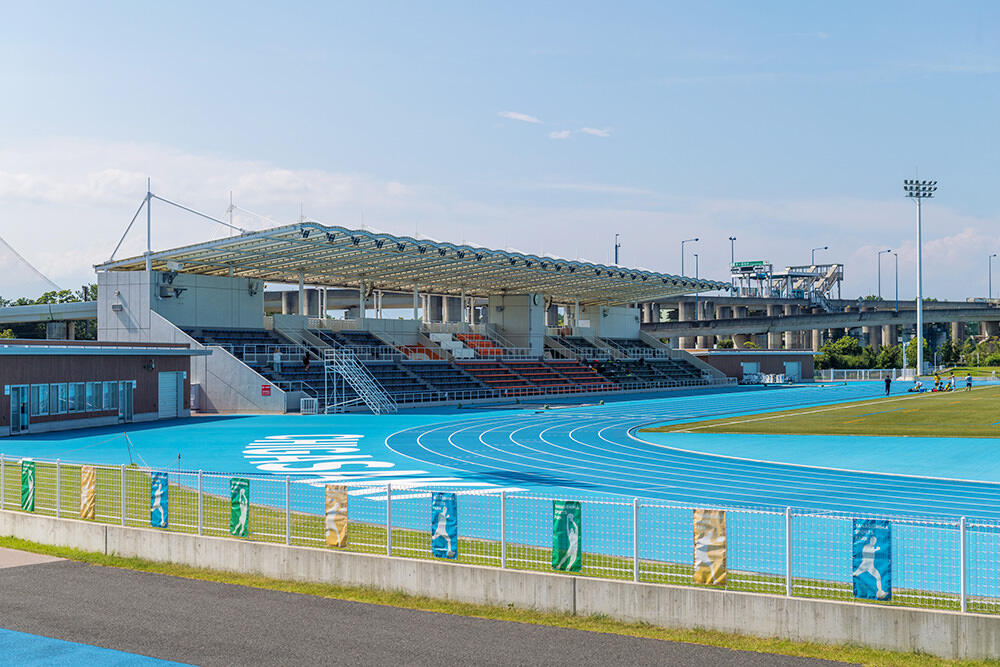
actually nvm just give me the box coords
[261,384,271,396]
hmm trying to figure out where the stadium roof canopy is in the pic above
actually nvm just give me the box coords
[95,223,729,305]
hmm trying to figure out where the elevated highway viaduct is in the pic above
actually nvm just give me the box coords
[641,300,1000,351]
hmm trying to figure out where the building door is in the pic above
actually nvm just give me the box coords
[784,361,802,382]
[157,372,182,419]
[118,381,134,423]
[9,386,29,435]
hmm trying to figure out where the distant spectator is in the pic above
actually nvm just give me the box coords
[303,352,311,371]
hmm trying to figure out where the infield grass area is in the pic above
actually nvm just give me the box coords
[642,384,1000,438]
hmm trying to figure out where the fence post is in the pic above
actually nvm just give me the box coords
[960,516,967,613]
[632,497,640,582]
[119,464,126,526]
[386,484,392,556]
[1,453,4,509]
[784,506,792,597]
[197,470,204,536]
[285,476,291,546]
[55,459,61,518]
[500,491,507,569]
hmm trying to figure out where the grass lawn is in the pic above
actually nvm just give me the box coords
[942,366,1000,378]
[642,385,1000,438]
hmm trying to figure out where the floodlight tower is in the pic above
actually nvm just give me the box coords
[904,178,937,376]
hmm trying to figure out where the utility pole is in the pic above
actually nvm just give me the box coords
[614,234,621,265]
[904,178,937,376]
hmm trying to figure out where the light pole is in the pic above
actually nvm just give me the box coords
[893,252,899,313]
[614,233,621,265]
[681,237,698,276]
[728,236,736,264]
[991,253,997,300]
[904,178,937,376]
[878,249,892,300]
[810,245,828,265]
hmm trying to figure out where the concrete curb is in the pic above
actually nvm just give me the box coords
[2,510,998,660]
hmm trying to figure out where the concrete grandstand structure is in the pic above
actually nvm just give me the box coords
[93,222,732,413]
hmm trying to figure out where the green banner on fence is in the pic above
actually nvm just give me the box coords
[552,500,582,572]
[20,460,35,512]
[230,477,250,537]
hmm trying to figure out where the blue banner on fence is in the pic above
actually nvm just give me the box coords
[852,519,891,600]
[430,492,458,559]
[150,472,168,528]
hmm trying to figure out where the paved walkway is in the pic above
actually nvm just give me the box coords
[0,551,855,666]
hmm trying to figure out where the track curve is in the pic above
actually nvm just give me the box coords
[385,384,1000,519]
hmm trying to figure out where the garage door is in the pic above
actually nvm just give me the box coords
[158,372,182,419]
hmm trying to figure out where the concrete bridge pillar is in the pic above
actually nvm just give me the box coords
[697,301,715,348]
[883,325,897,348]
[783,304,799,349]
[951,321,963,342]
[717,305,733,319]
[650,302,661,323]
[811,328,823,351]
[641,303,652,323]
[982,321,1000,338]
[679,301,697,348]
[766,304,782,349]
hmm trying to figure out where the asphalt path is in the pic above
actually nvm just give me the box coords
[0,556,855,666]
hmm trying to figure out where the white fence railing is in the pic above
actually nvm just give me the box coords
[4,454,999,615]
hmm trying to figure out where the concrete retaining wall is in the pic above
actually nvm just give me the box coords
[2,510,998,660]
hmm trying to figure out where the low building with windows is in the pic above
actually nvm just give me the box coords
[688,349,816,383]
[0,339,209,436]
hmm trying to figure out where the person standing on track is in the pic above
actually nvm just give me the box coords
[966,373,973,391]
[884,376,891,396]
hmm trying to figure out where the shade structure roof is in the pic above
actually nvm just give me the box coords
[95,223,729,305]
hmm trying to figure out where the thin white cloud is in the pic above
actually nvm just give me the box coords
[497,111,542,124]
[548,130,571,140]
[580,127,611,138]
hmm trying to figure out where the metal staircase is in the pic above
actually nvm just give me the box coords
[323,348,397,414]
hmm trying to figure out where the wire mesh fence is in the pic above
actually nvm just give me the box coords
[2,453,999,615]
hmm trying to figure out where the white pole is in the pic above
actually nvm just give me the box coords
[298,271,306,317]
[785,506,792,596]
[500,491,507,568]
[1,453,5,509]
[632,497,639,582]
[916,197,924,376]
[385,483,392,556]
[197,470,204,535]
[120,464,126,526]
[55,459,60,518]
[145,178,152,273]
[960,516,967,613]
[413,285,419,321]
[359,278,366,322]
[285,476,292,546]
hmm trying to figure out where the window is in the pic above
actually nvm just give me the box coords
[86,382,103,411]
[68,383,86,413]
[50,383,68,414]
[104,382,118,410]
[30,385,49,417]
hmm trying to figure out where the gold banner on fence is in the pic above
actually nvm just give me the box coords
[80,465,96,520]
[693,509,727,585]
[325,485,349,547]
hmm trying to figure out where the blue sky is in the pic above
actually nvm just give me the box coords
[1,2,998,300]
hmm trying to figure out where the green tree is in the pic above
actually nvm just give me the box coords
[0,329,14,339]
[717,338,735,348]
[742,340,760,349]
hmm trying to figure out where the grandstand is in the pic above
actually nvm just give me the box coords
[95,219,730,413]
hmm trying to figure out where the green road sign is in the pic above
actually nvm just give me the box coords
[20,460,35,512]
[230,478,250,537]
[731,260,768,268]
[552,500,582,572]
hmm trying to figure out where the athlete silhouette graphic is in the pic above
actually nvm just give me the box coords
[852,535,888,599]
[432,505,454,556]
[556,511,579,570]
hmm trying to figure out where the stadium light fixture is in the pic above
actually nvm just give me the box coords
[877,249,892,300]
[681,238,698,276]
[903,178,937,376]
[810,245,828,265]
